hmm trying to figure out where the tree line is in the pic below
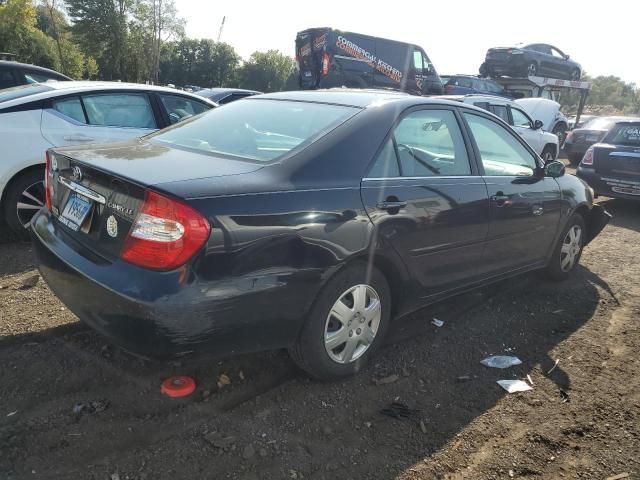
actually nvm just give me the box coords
[0,0,296,92]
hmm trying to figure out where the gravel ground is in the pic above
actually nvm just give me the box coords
[0,196,638,480]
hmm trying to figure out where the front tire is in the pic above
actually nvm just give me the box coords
[545,214,586,281]
[541,145,556,163]
[3,169,46,240]
[289,263,391,380]
[526,62,538,77]
[571,68,581,80]
[552,123,568,145]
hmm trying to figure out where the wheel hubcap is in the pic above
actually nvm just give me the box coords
[16,180,45,228]
[324,284,381,364]
[560,225,582,272]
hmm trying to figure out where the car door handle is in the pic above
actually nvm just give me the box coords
[490,194,510,206]
[377,201,407,210]
[63,135,95,142]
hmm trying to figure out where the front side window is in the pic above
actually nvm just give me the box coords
[390,109,471,177]
[159,94,209,124]
[52,97,86,123]
[465,113,538,177]
[81,93,156,129]
[151,99,358,163]
[510,108,532,128]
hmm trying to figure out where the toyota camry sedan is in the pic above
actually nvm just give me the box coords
[31,90,610,379]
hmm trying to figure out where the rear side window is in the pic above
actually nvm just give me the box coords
[159,94,209,124]
[82,93,156,129]
[368,109,471,177]
[465,113,537,176]
[150,99,358,163]
[489,105,509,123]
[53,97,85,123]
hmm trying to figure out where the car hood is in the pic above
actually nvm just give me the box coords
[54,138,265,187]
[516,98,563,130]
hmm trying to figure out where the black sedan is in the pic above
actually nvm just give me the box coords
[577,120,640,201]
[480,43,581,80]
[31,90,609,379]
[196,87,261,105]
[564,116,640,165]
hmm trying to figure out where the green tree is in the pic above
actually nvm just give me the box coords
[237,50,295,92]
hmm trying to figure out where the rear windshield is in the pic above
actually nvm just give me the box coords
[0,83,53,104]
[150,99,359,162]
[605,124,640,146]
[582,117,617,131]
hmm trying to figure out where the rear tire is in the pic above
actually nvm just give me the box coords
[545,213,586,281]
[541,145,556,163]
[568,153,583,165]
[3,168,45,240]
[289,263,391,380]
[571,68,581,80]
[526,62,538,77]
[552,123,568,145]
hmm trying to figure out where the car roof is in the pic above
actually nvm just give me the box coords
[0,81,218,108]
[255,89,423,108]
[199,88,262,95]
[436,94,515,106]
[0,60,71,79]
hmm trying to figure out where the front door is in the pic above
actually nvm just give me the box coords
[361,107,490,298]
[462,111,562,275]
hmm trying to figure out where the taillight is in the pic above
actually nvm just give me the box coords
[121,191,210,270]
[581,147,594,166]
[45,151,53,210]
[322,53,331,76]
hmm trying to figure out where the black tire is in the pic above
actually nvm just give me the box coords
[3,168,45,240]
[541,145,556,163]
[545,213,586,281]
[571,68,581,80]
[289,262,392,380]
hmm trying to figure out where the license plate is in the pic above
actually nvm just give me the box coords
[586,135,599,142]
[60,193,92,231]
[612,186,640,196]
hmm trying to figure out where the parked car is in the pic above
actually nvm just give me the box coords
[577,120,640,201]
[0,81,216,237]
[443,75,512,98]
[0,60,70,90]
[31,90,609,380]
[516,97,570,143]
[564,116,640,165]
[196,88,262,105]
[480,44,581,81]
[444,94,559,161]
[568,114,598,130]
[296,28,443,95]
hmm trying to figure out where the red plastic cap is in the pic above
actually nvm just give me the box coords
[161,375,196,398]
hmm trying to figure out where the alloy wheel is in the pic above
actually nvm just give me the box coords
[560,225,582,272]
[16,180,45,228]
[324,284,381,364]
[527,63,538,76]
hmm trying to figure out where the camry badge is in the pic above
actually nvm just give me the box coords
[72,166,83,181]
[106,215,118,238]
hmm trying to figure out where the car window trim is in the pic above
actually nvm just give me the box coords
[459,109,543,177]
[362,104,481,179]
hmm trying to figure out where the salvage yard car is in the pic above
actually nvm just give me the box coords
[564,116,640,165]
[0,81,216,237]
[31,90,610,380]
[0,60,70,89]
[577,120,640,201]
[480,43,581,80]
[296,28,443,95]
[196,87,262,105]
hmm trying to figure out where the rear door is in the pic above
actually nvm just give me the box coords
[41,91,158,146]
[296,30,321,89]
[462,111,562,275]
[361,107,490,298]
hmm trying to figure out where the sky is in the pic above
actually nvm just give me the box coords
[176,0,639,86]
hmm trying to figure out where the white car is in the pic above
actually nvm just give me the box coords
[444,94,559,162]
[0,81,216,237]
[515,97,569,143]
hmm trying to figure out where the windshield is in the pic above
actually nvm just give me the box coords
[582,117,618,131]
[0,83,53,104]
[150,99,360,162]
[605,124,640,146]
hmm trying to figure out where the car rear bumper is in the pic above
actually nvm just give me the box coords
[577,166,640,202]
[31,209,311,358]
[563,141,588,157]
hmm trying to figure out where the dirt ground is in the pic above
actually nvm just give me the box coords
[1,193,639,480]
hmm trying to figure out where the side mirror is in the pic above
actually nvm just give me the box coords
[533,120,544,130]
[544,160,565,177]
